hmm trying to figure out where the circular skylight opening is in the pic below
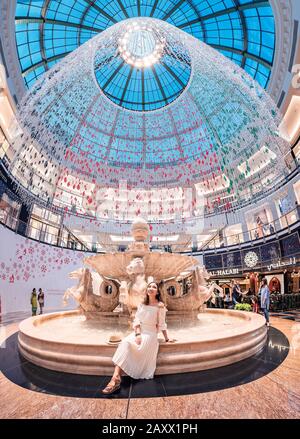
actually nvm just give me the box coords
[94,18,191,112]
[119,23,165,68]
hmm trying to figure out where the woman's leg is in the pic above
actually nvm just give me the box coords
[112,365,123,380]
[262,307,269,324]
[264,308,270,324]
[102,365,124,394]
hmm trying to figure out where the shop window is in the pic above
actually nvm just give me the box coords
[225,224,243,246]
[0,193,21,230]
[280,233,300,257]
[43,224,59,245]
[204,254,223,270]
[222,252,242,268]
[31,204,61,224]
[260,242,281,262]
[294,180,300,205]
[27,218,43,241]
[246,206,273,240]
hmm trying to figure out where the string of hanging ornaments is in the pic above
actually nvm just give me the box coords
[8,18,291,222]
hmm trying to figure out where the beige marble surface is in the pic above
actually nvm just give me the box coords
[0,317,299,419]
[17,309,267,375]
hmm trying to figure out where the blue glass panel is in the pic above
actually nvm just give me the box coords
[15,0,276,91]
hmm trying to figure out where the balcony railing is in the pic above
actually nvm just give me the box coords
[202,207,300,251]
[0,201,299,254]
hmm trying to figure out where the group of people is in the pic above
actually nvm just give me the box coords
[211,279,270,326]
[30,288,45,316]
[211,280,243,309]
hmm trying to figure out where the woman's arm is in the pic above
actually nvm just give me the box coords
[134,324,141,335]
[132,305,143,345]
[162,329,170,342]
[134,324,142,345]
[158,303,174,342]
[132,304,142,330]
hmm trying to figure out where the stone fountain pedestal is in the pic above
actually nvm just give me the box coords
[18,309,267,376]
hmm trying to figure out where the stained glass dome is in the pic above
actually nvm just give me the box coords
[15,0,275,90]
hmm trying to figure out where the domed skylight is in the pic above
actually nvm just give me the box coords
[9,18,289,216]
[15,0,275,89]
[94,20,191,111]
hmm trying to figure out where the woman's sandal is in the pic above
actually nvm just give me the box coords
[102,378,121,395]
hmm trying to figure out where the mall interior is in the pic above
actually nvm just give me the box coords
[0,0,299,420]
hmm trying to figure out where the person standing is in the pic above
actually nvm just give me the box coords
[231,280,241,306]
[256,216,264,238]
[224,289,232,309]
[30,288,37,316]
[251,295,259,313]
[260,278,270,327]
[213,282,224,308]
[38,288,45,315]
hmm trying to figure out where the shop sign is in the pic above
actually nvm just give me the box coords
[267,257,297,272]
[208,268,240,277]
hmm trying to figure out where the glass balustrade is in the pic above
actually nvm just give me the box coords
[0,202,299,253]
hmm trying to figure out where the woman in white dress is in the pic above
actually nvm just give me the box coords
[102,281,173,394]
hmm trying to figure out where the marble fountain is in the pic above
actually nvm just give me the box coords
[18,219,267,375]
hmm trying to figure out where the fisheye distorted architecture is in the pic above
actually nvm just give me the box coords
[0,0,299,421]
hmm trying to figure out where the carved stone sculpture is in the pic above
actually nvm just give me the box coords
[161,266,222,311]
[63,218,222,316]
[63,267,119,314]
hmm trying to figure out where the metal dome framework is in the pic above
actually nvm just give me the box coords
[15,0,275,89]
[93,20,192,111]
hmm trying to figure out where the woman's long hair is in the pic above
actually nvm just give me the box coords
[143,282,163,305]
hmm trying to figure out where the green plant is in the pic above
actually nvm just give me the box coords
[234,303,252,312]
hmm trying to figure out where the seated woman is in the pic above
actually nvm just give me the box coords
[102,281,174,394]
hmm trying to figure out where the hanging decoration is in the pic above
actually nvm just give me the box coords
[8,18,290,222]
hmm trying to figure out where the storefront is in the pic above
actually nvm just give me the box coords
[207,256,300,295]
[207,268,251,296]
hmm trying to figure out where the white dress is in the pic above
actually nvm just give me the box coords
[112,303,167,379]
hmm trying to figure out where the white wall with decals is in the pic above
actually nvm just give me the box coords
[0,225,87,314]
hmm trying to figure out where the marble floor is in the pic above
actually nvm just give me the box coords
[0,311,299,419]
[270,310,300,322]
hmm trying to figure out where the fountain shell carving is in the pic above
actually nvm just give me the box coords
[63,218,220,316]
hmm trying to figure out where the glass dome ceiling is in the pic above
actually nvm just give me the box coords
[15,0,275,90]
[94,20,191,111]
[9,17,289,216]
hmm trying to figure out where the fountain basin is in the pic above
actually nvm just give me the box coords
[18,309,267,375]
